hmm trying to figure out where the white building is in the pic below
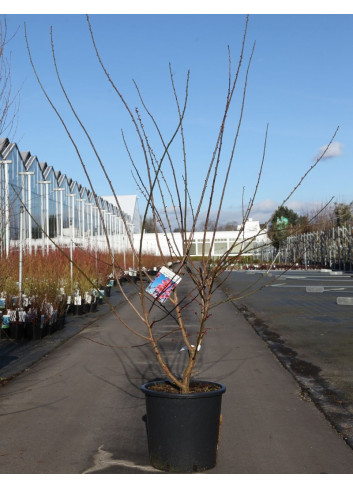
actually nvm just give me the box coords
[102,195,141,233]
[134,218,269,258]
[0,138,134,255]
[1,137,268,260]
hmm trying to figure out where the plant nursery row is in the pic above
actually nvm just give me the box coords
[0,248,161,342]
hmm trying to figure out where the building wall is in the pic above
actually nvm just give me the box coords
[134,220,269,258]
[1,139,269,262]
[0,139,134,255]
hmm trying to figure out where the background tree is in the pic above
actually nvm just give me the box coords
[143,217,161,233]
[295,214,312,234]
[197,219,238,232]
[0,16,19,138]
[197,220,216,232]
[334,202,353,228]
[268,205,299,250]
[217,221,238,231]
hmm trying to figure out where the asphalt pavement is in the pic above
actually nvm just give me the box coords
[1,275,353,473]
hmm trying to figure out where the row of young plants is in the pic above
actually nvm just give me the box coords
[0,247,161,341]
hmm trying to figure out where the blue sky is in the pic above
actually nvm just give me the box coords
[3,3,353,226]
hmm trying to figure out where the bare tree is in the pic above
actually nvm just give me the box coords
[0,16,20,139]
[23,15,338,394]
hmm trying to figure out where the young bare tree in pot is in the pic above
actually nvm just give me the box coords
[24,15,337,472]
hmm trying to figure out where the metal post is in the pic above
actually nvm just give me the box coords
[19,205,24,304]
[0,160,13,257]
[102,209,107,252]
[70,237,73,285]
[90,204,93,249]
[67,193,76,249]
[38,181,51,254]
[92,205,98,253]
[130,223,135,270]
[76,198,85,244]
[85,203,93,249]
[53,188,65,246]
[19,171,34,253]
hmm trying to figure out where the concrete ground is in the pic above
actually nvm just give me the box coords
[223,269,353,449]
[0,276,353,474]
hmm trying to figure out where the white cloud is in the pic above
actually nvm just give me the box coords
[313,141,343,161]
[249,199,330,224]
[156,199,332,230]
[251,199,278,214]
[248,199,278,223]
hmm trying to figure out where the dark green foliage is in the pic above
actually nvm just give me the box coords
[334,202,353,228]
[268,206,299,250]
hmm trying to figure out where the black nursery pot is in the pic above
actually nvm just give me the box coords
[10,322,24,341]
[57,314,66,330]
[24,322,33,340]
[141,380,226,473]
[0,325,10,339]
[31,322,41,340]
[74,304,84,316]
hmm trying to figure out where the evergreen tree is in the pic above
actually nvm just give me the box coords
[334,202,353,228]
[268,206,299,250]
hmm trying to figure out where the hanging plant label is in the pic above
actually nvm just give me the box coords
[8,309,17,321]
[145,266,182,303]
[18,310,26,322]
[1,315,10,327]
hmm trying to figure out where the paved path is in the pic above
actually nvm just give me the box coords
[0,280,353,473]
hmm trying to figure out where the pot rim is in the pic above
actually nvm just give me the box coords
[141,380,226,399]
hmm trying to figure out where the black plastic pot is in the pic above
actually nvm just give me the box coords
[141,380,226,473]
[47,321,56,335]
[41,323,48,338]
[74,304,84,316]
[0,325,10,339]
[23,323,33,340]
[9,322,24,341]
[56,314,66,330]
[30,322,41,340]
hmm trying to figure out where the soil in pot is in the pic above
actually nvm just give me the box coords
[141,380,226,473]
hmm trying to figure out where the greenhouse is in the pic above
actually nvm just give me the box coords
[0,138,135,256]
